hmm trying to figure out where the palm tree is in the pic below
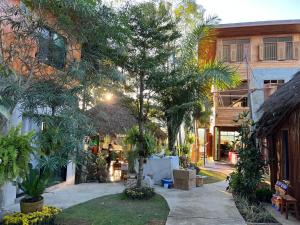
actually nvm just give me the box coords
[151,17,240,152]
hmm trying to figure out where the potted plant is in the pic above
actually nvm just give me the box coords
[20,167,48,214]
[0,125,34,208]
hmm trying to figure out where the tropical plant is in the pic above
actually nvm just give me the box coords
[0,125,35,185]
[20,167,48,202]
[228,112,264,198]
[150,17,240,153]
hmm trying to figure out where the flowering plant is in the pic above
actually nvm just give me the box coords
[3,206,61,225]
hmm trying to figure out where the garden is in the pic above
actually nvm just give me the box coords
[227,112,279,224]
[0,0,288,225]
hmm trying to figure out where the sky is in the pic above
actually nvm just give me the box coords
[198,0,300,24]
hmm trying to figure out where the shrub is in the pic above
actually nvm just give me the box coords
[255,188,274,203]
[234,195,277,223]
[3,206,61,225]
[228,112,264,199]
[123,186,155,200]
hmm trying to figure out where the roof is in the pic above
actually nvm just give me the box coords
[216,20,300,29]
[87,97,137,135]
[86,96,167,139]
[215,19,300,38]
[256,71,300,137]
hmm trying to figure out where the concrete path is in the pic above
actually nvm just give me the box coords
[5,182,124,212]
[157,181,246,225]
[201,161,234,176]
[4,176,246,225]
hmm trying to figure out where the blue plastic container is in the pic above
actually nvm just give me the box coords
[161,178,173,188]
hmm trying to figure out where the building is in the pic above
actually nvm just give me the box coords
[0,0,81,208]
[256,71,300,204]
[199,20,300,162]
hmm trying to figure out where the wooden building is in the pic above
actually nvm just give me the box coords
[257,71,300,202]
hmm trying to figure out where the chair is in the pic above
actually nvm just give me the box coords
[281,195,299,220]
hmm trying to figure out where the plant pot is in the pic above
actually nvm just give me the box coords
[20,197,44,214]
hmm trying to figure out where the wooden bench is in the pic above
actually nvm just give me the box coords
[274,181,299,220]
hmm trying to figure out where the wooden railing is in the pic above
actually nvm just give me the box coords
[215,107,250,127]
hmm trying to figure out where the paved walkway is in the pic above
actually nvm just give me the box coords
[201,161,235,176]
[4,172,245,225]
[5,182,124,212]
[157,181,246,225]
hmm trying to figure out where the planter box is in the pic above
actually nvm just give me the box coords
[173,169,196,190]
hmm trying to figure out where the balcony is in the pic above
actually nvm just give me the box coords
[215,107,250,127]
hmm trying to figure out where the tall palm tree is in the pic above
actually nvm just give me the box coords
[150,17,240,152]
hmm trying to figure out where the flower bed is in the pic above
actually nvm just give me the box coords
[2,206,61,225]
[123,187,155,200]
[233,195,280,225]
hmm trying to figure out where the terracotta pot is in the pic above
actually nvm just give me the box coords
[20,197,44,214]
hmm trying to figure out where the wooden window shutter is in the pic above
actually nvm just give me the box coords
[258,44,264,61]
[230,44,237,62]
[277,42,286,61]
[293,42,300,60]
[216,43,223,61]
[243,43,250,62]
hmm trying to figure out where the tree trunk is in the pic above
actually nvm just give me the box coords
[167,115,181,155]
[167,118,176,154]
[136,72,145,188]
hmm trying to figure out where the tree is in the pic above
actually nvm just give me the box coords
[118,2,180,187]
[0,0,122,176]
[149,17,239,152]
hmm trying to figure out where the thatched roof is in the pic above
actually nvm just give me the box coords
[86,96,167,140]
[87,97,137,135]
[256,71,300,137]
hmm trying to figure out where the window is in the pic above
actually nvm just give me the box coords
[263,37,292,61]
[222,39,250,62]
[37,27,66,69]
[264,80,284,100]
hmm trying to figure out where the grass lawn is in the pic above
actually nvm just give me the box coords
[56,194,169,225]
[198,169,227,184]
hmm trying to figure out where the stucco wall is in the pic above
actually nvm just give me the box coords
[250,67,300,121]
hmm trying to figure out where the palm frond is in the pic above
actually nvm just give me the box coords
[202,61,241,90]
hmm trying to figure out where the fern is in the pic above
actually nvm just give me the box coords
[0,125,34,185]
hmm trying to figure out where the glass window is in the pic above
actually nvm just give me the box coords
[37,27,66,69]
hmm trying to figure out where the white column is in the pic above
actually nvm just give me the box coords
[0,182,17,209]
[65,161,76,185]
